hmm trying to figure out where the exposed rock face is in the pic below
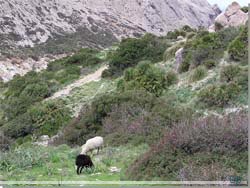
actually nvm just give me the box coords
[0,54,66,82]
[0,0,218,48]
[175,47,184,71]
[212,4,222,15]
[209,2,248,32]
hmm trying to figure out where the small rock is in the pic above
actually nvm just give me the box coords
[177,36,184,41]
[109,166,121,173]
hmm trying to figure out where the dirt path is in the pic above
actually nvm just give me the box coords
[49,65,108,100]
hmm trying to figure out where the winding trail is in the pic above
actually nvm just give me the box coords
[49,65,108,100]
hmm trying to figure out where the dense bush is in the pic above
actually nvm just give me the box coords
[220,65,240,82]
[235,66,248,91]
[214,22,224,31]
[0,132,12,151]
[126,111,247,180]
[165,70,178,86]
[66,48,102,66]
[189,66,207,82]
[166,25,195,40]
[117,62,167,96]
[198,82,240,107]
[2,72,51,120]
[1,100,71,139]
[166,30,186,40]
[228,26,248,64]
[103,34,169,77]
[27,101,72,136]
[204,60,217,69]
[180,27,240,72]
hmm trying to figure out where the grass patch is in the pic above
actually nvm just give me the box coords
[0,144,148,181]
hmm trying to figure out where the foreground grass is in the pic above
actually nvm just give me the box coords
[0,144,148,181]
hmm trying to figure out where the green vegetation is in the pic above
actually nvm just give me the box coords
[165,70,178,86]
[241,6,248,13]
[179,27,239,72]
[0,144,148,181]
[220,65,240,82]
[59,89,193,147]
[166,25,195,39]
[203,60,218,69]
[228,26,248,64]
[0,24,248,182]
[102,33,169,77]
[198,82,240,107]
[2,100,71,140]
[117,62,167,96]
[189,66,207,82]
[0,48,104,141]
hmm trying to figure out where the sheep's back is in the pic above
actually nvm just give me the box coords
[86,137,103,149]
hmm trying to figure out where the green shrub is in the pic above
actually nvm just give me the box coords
[180,27,240,72]
[165,70,178,86]
[0,133,11,151]
[228,26,248,63]
[198,83,240,107]
[166,30,186,40]
[186,32,196,39]
[215,22,224,31]
[118,62,167,96]
[204,60,217,69]
[241,6,248,13]
[2,100,71,139]
[27,100,72,137]
[66,48,102,66]
[220,65,240,82]
[163,41,185,62]
[2,73,51,120]
[166,26,195,40]
[189,66,207,82]
[235,66,248,91]
[0,145,45,172]
[104,34,169,77]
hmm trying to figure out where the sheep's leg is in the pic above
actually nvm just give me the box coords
[77,166,81,175]
[80,166,84,174]
[97,147,100,155]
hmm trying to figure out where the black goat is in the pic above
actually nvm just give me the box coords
[75,154,94,175]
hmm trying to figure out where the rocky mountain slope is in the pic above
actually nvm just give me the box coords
[0,0,218,48]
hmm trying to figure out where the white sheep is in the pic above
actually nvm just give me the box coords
[81,136,104,155]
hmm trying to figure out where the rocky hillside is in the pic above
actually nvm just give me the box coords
[0,0,218,48]
[0,24,248,181]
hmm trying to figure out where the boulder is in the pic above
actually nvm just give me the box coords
[209,2,248,32]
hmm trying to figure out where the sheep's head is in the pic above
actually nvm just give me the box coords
[80,144,87,154]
